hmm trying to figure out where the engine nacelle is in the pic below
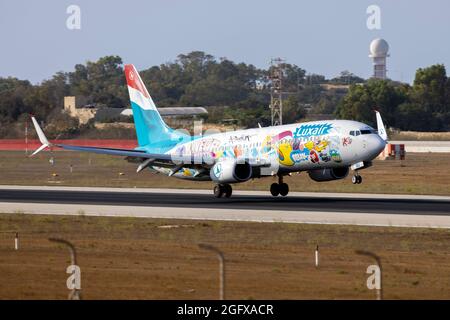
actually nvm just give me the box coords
[210,160,253,183]
[308,167,349,182]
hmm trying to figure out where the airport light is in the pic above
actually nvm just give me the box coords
[355,250,383,300]
[198,243,226,300]
[49,238,82,300]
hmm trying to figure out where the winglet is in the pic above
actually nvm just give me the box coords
[30,117,51,156]
[375,110,388,141]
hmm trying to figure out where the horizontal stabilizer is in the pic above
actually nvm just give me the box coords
[30,116,51,156]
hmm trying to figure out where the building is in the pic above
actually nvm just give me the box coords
[64,96,97,125]
[369,38,389,79]
[64,96,208,125]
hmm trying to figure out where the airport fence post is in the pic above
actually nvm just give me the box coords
[315,245,319,268]
[14,232,19,250]
[355,250,383,300]
[49,238,82,300]
[198,244,226,300]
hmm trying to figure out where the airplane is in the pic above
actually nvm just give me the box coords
[31,64,388,198]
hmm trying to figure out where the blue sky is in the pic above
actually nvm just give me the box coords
[0,0,449,84]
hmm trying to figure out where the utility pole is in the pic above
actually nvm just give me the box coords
[49,238,82,300]
[269,58,285,126]
[198,243,226,300]
[25,119,28,155]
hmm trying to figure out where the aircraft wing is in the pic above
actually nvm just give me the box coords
[56,144,171,160]
[29,117,193,171]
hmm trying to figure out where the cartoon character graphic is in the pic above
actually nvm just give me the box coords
[274,131,294,166]
[261,135,273,154]
[251,147,259,158]
[278,142,294,166]
[290,149,309,163]
[342,137,352,147]
[310,150,320,163]
[233,145,243,157]
[292,138,301,150]
[314,140,328,152]
[330,149,342,163]
[304,140,314,151]
[212,150,224,159]
[319,152,331,162]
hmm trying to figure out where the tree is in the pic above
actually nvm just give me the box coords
[330,70,365,85]
[283,96,306,124]
[335,79,406,127]
[68,55,127,108]
[310,95,341,114]
[398,64,449,131]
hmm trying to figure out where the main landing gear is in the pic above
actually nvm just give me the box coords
[270,175,289,197]
[213,183,232,198]
[351,173,362,184]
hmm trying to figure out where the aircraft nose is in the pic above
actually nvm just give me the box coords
[372,135,387,156]
[374,135,386,155]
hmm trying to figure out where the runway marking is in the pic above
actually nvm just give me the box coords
[1,202,450,229]
[1,185,450,201]
[1,186,449,228]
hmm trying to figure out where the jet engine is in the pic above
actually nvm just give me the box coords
[210,159,253,183]
[308,167,349,182]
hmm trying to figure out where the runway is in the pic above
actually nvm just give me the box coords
[0,186,450,228]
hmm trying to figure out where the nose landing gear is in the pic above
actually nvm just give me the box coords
[351,174,362,184]
[213,184,232,198]
[270,175,289,197]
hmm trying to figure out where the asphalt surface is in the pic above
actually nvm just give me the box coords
[1,188,449,216]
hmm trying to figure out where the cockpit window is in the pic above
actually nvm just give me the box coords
[360,129,377,135]
[351,129,377,136]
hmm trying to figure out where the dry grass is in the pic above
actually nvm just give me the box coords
[0,151,449,196]
[390,131,450,141]
[0,214,449,299]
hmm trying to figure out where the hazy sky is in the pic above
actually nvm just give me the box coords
[0,0,449,84]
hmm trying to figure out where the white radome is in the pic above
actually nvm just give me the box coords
[369,38,389,57]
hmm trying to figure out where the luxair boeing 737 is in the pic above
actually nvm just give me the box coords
[31,64,387,198]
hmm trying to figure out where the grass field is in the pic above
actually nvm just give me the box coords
[0,151,449,195]
[0,214,449,299]
[390,131,450,141]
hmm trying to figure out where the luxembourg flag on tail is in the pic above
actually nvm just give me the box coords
[124,64,157,111]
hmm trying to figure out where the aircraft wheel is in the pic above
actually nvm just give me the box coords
[224,184,232,198]
[352,175,358,184]
[357,176,362,184]
[279,183,289,196]
[270,183,280,197]
[214,184,224,198]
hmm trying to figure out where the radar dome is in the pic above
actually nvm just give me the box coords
[369,38,389,57]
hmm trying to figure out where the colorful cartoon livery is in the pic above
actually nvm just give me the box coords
[31,64,387,198]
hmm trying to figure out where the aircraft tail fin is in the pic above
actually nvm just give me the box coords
[124,64,185,149]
